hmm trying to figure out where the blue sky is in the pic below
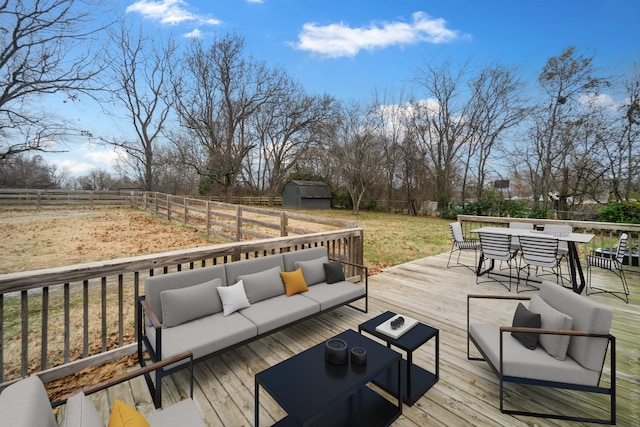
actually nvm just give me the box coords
[50,0,640,176]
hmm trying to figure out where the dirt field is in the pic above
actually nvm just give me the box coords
[0,206,215,274]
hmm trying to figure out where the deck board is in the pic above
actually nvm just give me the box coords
[83,252,639,426]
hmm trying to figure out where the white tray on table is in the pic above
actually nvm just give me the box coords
[375,314,419,339]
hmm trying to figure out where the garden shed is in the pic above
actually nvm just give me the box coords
[281,180,331,209]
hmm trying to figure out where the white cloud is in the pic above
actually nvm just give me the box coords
[293,11,463,58]
[184,28,203,38]
[578,93,618,111]
[126,0,221,26]
[54,159,96,175]
[246,0,264,3]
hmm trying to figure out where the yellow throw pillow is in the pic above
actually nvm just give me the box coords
[108,400,150,427]
[280,268,309,296]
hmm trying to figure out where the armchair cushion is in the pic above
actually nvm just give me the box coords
[161,279,222,327]
[511,303,541,350]
[529,295,572,360]
[0,375,57,427]
[62,391,105,427]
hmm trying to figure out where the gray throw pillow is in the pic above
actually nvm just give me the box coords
[238,265,285,304]
[511,303,541,350]
[161,278,222,328]
[61,391,105,427]
[529,295,573,360]
[323,261,345,284]
[295,256,329,285]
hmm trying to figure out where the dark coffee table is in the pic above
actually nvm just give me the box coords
[254,329,402,426]
[359,311,439,406]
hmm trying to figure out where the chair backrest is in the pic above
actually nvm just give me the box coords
[449,222,464,243]
[509,222,533,230]
[543,224,572,237]
[519,235,559,267]
[478,232,511,260]
[615,233,629,264]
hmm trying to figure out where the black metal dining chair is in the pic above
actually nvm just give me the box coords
[587,233,630,303]
[477,231,517,291]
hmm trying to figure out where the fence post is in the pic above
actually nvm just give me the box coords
[167,194,171,221]
[280,212,287,236]
[184,197,188,227]
[206,201,211,236]
[236,206,242,241]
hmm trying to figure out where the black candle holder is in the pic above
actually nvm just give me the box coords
[350,346,367,365]
[325,338,348,365]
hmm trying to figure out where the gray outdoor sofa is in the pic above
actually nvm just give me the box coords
[137,246,368,408]
[467,280,615,424]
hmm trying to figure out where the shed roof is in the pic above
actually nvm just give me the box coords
[286,180,331,198]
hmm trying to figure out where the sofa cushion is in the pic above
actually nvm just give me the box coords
[146,399,206,427]
[240,294,319,334]
[282,247,329,272]
[217,280,250,316]
[529,295,572,360]
[469,323,601,386]
[538,280,613,371]
[238,266,285,304]
[299,281,364,311]
[0,375,57,427]
[295,256,328,285]
[146,312,257,365]
[224,255,285,285]
[62,391,105,427]
[511,303,541,350]
[108,400,149,427]
[144,265,227,324]
[161,279,222,327]
[280,268,309,296]
[323,261,345,284]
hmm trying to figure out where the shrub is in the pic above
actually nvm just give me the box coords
[597,201,640,224]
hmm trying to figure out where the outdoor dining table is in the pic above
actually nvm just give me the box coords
[469,226,595,294]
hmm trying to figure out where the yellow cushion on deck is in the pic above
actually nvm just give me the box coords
[108,400,150,427]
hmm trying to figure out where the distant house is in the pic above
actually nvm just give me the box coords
[281,180,331,209]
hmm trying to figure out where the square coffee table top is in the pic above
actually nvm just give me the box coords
[255,329,400,424]
[359,311,438,352]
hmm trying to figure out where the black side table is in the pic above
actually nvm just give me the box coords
[359,311,439,406]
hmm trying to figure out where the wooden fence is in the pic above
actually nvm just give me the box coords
[457,215,640,269]
[0,228,364,386]
[131,192,356,241]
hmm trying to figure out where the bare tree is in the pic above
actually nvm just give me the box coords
[247,73,338,205]
[173,33,284,201]
[410,59,472,212]
[332,102,384,215]
[105,24,175,191]
[0,0,110,160]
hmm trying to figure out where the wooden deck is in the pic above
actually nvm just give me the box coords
[69,252,639,426]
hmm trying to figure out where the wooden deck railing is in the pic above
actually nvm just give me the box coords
[457,215,640,269]
[131,192,356,240]
[0,228,364,386]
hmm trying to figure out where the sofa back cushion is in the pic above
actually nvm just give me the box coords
[161,278,222,327]
[238,266,285,304]
[295,256,329,286]
[144,265,227,324]
[0,376,57,427]
[539,281,613,371]
[282,247,329,272]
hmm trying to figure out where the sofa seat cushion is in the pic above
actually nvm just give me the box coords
[146,312,257,365]
[300,281,364,311]
[146,399,206,427]
[0,375,57,427]
[239,294,319,334]
[469,323,601,387]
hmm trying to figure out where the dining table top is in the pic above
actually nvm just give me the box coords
[469,226,595,244]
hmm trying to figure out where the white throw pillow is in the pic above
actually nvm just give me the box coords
[529,295,573,360]
[217,280,251,316]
